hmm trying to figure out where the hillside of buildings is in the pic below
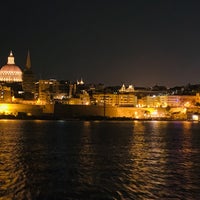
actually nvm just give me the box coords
[1,51,200,121]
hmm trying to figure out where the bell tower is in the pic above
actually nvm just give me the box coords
[22,50,36,99]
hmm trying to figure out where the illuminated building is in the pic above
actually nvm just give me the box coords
[67,91,90,105]
[38,79,60,104]
[0,51,22,82]
[140,95,161,107]
[93,93,137,106]
[139,95,198,108]
[119,84,134,93]
[91,84,137,107]
[165,95,196,107]
[22,50,36,99]
[118,94,137,106]
[0,85,12,102]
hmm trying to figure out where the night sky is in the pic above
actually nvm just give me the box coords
[1,0,200,87]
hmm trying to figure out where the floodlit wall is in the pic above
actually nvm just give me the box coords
[0,103,43,116]
[54,104,167,119]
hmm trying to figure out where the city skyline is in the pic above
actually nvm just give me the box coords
[1,1,200,87]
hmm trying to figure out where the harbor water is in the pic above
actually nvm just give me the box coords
[0,120,200,199]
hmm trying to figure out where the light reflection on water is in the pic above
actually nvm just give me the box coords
[0,120,200,199]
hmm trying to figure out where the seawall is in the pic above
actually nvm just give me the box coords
[54,104,166,119]
[0,103,44,117]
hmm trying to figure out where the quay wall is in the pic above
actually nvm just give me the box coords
[0,103,44,116]
[2,103,200,119]
[53,104,165,119]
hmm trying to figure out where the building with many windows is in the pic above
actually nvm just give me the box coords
[0,85,12,102]
[37,79,60,104]
[93,93,137,107]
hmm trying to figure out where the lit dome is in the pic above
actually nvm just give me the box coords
[0,51,22,82]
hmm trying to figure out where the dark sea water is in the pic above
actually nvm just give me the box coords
[0,120,200,200]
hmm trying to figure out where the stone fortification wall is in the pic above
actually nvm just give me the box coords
[54,104,163,119]
[0,103,43,116]
[54,104,105,118]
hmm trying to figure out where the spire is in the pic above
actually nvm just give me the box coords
[119,84,126,93]
[26,49,31,69]
[7,50,15,64]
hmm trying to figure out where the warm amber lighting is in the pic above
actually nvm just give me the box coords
[85,101,89,105]
[0,104,8,113]
[0,51,22,82]
[192,114,199,121]
[184,102,191,107]
[151,110,158,117]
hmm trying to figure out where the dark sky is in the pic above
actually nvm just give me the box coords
[0,0,200,87]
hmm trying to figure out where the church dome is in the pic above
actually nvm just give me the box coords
[0,51,22,82]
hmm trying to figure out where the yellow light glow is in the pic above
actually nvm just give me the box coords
[184,102,190,107]
[151,110,158,117]
[0,104,9,113]
[192,115,199,121]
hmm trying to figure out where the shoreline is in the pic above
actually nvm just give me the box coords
[0,114,197,122]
